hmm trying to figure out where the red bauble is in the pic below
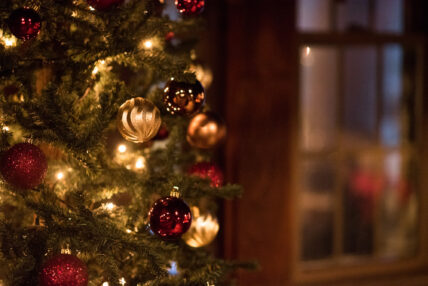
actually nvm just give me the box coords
[87,0,124,10]
[0,143,47,189]
[8,8,41,40]
[188,162,224,188]
[175,0,205,16]
[149,196,192,240]
[39,254,88,286]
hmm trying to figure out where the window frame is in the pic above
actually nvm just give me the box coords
[292,28,428,286]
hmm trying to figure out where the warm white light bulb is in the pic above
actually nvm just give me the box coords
[104,202,116,211]
[102,283,109,286]
[56,172,65,180]
[118,144,127,153]
[143,40,153,49]
[2,126,9,132]
[119,277,126,285]
[135,157,145,169]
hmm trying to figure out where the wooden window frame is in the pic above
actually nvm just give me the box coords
[292,25,428,286]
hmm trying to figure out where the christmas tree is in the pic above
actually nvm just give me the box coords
[0,0,248,285]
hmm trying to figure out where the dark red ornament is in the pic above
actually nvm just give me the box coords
[0,143,47,189]
[8,8,41,40]
[163,79,205,116]
[39,254,88,286]
[87,0,124,10]
[149,196,192,240]
[175,0,205,16]
[188,162,224,188]
[154,125,169,141]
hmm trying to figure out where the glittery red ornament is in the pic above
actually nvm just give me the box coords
[8,8,41,40]
[87,0,124,10]
[188,162,224,188]
[39,254,88,286]
[175,0,205,16]
[163,79,205,116]
[149,196,192,240]
[0,143,47,189]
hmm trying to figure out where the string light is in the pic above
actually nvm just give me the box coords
[102,283,109,286]
[119,277,126,285]
[2,126,9,132]
[103,202,116,211]
[143,40,153,49]
[135,157,146,170]
[118,144,127,153]
[56,171,65,180]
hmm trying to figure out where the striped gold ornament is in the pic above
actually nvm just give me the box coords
[117,97,162,143]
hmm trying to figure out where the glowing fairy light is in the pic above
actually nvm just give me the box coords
[168,261,179,276]
[119,277,126,285]
[103,202,116,211]
[56,171,65,180]
[118,144,127,153]
[102,283,109,286]
[92,66,99,75]
[126,229,132,233]
[2,126,9,132]
[135,157,146,170]
[143,40,153,49]
[89,6,95,11]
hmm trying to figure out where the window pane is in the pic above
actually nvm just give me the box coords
[336,0,370,32]
[375,0,403,33]
[381,45,403,147]
[300,159,335,260]
[300,47,338,152]
[378,152,418,258]
[344,47,377,141]
[297,0,331,32]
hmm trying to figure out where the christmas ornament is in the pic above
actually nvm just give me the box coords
[8,8,41,40]
[188,162,224,187]
[0,143,47,189]
[149,196,192,240]
[87,0,124,10]
[187,112,227,149]
[39,254,88,286]
[163,79,205,116]
[175,0,205,16]
[117,97,162,143]
[154,124,169,141]
[183,208,219,248]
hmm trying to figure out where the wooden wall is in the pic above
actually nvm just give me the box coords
[219,0,299,285]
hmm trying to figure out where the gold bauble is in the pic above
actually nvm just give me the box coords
[186,112,227,149]
[117,98,161,143]
[183,208,219,248]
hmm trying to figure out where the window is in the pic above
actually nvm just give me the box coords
[296,0,424,282]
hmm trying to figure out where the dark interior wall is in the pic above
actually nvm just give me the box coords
[219,0,299,285]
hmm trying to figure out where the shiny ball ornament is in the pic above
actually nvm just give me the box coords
[39,254,88,286]
[188,162,224,187]
[86,0,124,10]
[183,211,219,248]
[175,0,205,16]
[8,8,41,40]
[163,79,205,116]
[117,97,162,143]
[149,196,192,240]
[187,112,227,149]
[0,143,47,189]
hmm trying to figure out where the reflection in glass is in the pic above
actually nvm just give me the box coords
[300,47,337,152]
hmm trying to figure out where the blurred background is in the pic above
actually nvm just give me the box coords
[198,0,428,285]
